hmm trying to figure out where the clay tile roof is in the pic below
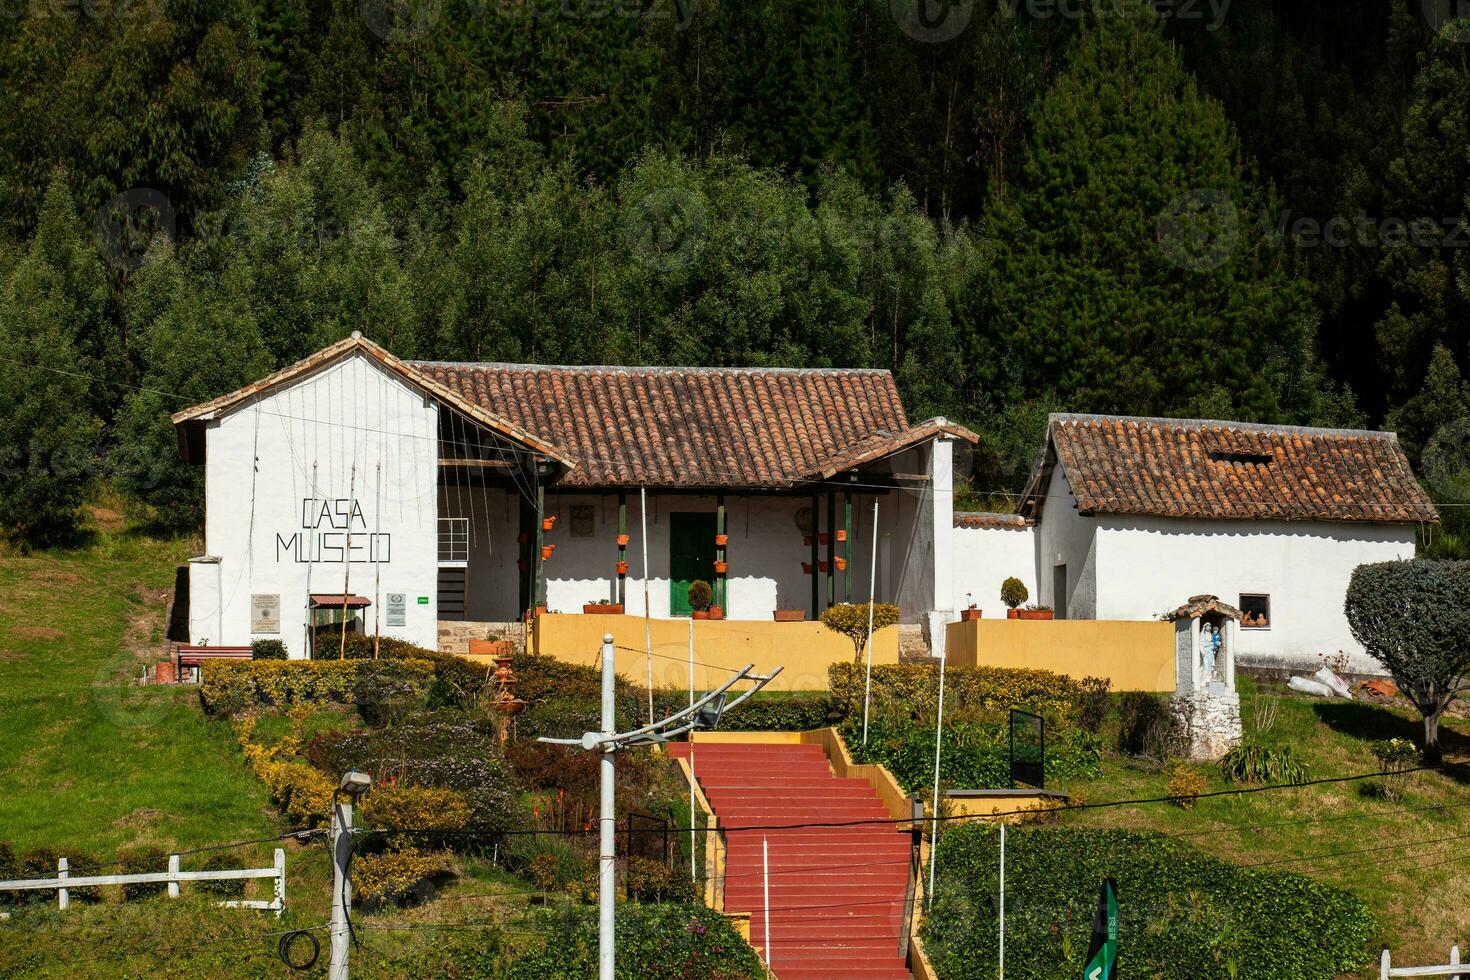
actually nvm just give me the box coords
[409,361,922,489]
[953,512,1032,529]
[1022,413,1438,525]
[1167,594,1242,621]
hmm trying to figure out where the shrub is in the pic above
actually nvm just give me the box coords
[19,847,102,902]
[689,692,840,731]
[353,847,454,907]
[190,852,247,899]
[251,639,288,661]
[924,827,1376,979]
[199,658,433,715]
[1116,691,1178,758]
[1074,676,1112,733]
[361,785,472,834]
[351,660,435,726]
[830,662,1084,724]
[509,903,764,979]
[339,634,495,710]
[1166,763,1207,809]
[624,856,698,904]
[820,602,902,663]
[119,847,169,900]
[1345,559,1470,762]
[254,760,337,829]
[1218,739,1307,784]
[687,580,713,612]
[1000,577,1029,609]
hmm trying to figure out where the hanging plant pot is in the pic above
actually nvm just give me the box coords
[616,560,629,575]
[542,516,557,532]
[803,534,814,547]
[801,562,815,575]
[834,557,848,572]
[818,560,830,574]
[541,544,555,560]
[818,532,830,545]
[836,529,847,542]
[713,560,728,575]
[707,605,725,620]
[616,533,630,547]
[715,533,729,547]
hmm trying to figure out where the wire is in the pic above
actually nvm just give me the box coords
[0,829,324,882]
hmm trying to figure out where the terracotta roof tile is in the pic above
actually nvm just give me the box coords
[1023,413,1437,525]
[409,361,919,489]
[953,512,1032,529]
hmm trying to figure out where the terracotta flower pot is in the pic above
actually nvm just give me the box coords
[615,560,629,575]
[542,516,557,532]
[616,533,630,547]
[836,529,847,542]
[818,532,830,545]
[818,560,830,573]
[541,544,555,560]
[834,557,848,572]
[1018,609,1054,621]
[708,606,725,620]
[803,535,814,547]
[1006,608,1020,619]
[692,611,711,620]
[713,560,728,575]
[801,562,815,575]
[715,534,729,547]
[584,603,625,615]
[962,608,982,621]
[773,609,806,622]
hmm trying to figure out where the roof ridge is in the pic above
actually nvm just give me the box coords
[407,360,894,376]
[1048,412,1399,441]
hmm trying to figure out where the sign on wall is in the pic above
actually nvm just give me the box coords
[386,592,407,627]
[251,594,281,634]
[275,497,392,565]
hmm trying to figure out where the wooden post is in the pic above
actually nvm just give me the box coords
[168,853,180,898]
[716,494,726,611]
[56,857,68,910]
[534,480,546,611]
[809,493,819,620]
[844,488,853,603]
[618,493,628,607]
[826,490,837,609]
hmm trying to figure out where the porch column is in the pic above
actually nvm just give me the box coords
[617,494,628,607]
[810,492,820,621]
[925,431,957,661]
[826,490,836,610]
[534,480,546,611]
[716,494,727,612]
[843,484,854,604]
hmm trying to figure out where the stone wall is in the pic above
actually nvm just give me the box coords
[438,620,524,655]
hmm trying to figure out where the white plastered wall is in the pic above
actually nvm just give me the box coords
[950,523,1038,615]
[197,352,441,658]
[1035,466,1099,619]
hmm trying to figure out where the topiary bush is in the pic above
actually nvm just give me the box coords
[923,826,1375,980]
[820,602,902,663]
[1000,576,1029,609]
[687,579,713,613]
[119,847,169,900]
[190,852,248,899]
[509,903,764,979]
[251,639,288,660]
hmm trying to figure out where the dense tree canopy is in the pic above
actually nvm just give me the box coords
[0,0,1467,541]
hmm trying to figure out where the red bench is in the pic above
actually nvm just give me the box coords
[175,645,253,683]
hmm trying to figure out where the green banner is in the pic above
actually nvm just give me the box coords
[1083,878,1118,980]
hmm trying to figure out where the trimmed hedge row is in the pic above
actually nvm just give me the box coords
[923,826,1376,980]
[199,658,434,715]
[509,902,764,979]
[848,714,1103,792]
[829,662,1087,723]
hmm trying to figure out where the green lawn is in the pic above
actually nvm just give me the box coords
[1054,675,1470,973]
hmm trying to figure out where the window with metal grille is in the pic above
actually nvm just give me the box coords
[439,517,469,563]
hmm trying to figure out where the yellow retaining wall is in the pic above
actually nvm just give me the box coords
[946,618,1175,692]
[534,613,899,692]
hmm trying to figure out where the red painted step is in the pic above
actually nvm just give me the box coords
[670,741,913,979]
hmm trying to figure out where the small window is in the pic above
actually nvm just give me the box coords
[439,517,469,563]
[1239,594,1270,629]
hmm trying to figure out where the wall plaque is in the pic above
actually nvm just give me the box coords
[386,592,407,627]
[251,594,281,634]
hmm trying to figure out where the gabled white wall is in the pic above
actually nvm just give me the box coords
[199,352,440,658]
[1094,515,1416,672]
[1035,466,1098,619]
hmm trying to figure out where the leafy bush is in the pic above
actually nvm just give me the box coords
[361,785,472,839]
[923,826,1375,979]
[1166,763,1207,809]
[847,712,1102,793]
[1000,576,1029,609]
[509,903,764,979]
[511,652,650,739]
[691,692,841,731]
[1345,559,1470,762]
[353,847,454,907]
[119,847,169,900]
[190,852,247,899]
[19,846,102,903]
[339,634,495,709]
[351,660,435,726]
[251,639,288,660]
[1074,676,1112,733]
[624,856,698,904]
[1218,740,1307,784]
[687,579,713,612]
[1116,691,1179,758]
[820,602,902,662]
[199,658,434,715]
[830,662,1085,724]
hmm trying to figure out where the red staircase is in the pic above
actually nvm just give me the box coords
[669,740,913,979]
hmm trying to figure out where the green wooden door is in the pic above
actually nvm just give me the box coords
[669,512,718,616]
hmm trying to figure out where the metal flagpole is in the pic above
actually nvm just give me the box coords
[926,639,948,908]
[862,499,880,747]
[641,486,653,725]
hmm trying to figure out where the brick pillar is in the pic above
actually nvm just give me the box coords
[155,660,177,685]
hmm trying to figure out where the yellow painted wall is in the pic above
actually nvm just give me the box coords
[946,619,1175,692]
[534,613,899,691]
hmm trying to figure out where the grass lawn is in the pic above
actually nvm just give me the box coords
[1054,675,1470,973]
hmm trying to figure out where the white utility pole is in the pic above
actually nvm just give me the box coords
[329,798,353,980]
[862,499,880,747]
[762,836,772,968]
[999,822,1006,979]
[926,640,949,908]
[641,486,653,724]
[539,634,782,980]
[688,618,696,882]
[598,636,617,980]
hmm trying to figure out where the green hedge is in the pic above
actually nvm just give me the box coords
[509,903,764,979]
[847,714,1102,792]
[199,658,434,715]
[829,662,1086,723]
[922,826,1376,980]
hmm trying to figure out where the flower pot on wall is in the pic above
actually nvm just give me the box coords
[541,545,555,560]
[542,516,557,532]
[818,561,830,574]
[834,557,848,572]
[1006,609,1020,619]
[615,560,629,575]
[836,529,847,542]
[692,611,711,621]
[1018,609,1054,621]
[801,562,815,575]
[713,560,728,575]
[616,533,630,547]
[584,604,625,615]
[961,608,982,621]
[803,535,814,547]
[715,534,728,547]
[773,609,805,622]
[708,606,725,620]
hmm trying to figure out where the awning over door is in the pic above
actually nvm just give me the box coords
[309,594,372,609]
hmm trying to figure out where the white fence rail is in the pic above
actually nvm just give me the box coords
[0,849,286,916]
[1382,946,1464,978]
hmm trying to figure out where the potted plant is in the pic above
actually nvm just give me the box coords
[713,560,728,575]
[616,533,630,547]
[836,529,847,542]
[708,604,725,620]
[542,515,557,532]
[688,580,714,620]
[715,533,729,547]
[1019,603,1054,621]
[834,557,848,572]
[1001,577,1029,619]
[801,562,815,575]
[773,609,806,622]
[583,599,625,615]
[961,593,982,621]
[541,544,555,560]
[615,560,629,575]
